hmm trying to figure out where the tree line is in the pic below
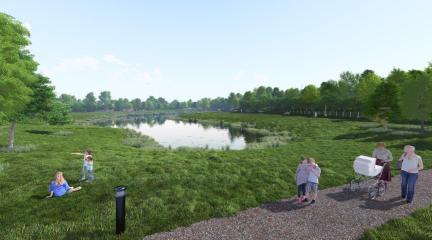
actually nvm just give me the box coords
[61,64,432,129]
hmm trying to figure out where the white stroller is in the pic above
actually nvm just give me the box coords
[351,155,386,199]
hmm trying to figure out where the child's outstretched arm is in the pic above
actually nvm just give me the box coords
[46,191,53,198]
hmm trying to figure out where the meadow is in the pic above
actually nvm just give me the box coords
[0,112,431,239]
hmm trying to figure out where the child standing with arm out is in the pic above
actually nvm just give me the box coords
[85,155,94,182]
[81,150,92,181]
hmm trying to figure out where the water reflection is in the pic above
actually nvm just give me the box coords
[109,115,257,150]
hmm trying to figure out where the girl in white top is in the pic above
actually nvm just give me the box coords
[399,145,423,173]
[398,145,423,203]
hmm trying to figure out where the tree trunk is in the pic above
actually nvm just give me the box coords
[8,120,17,152]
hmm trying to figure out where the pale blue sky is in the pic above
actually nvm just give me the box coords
[2,0,432,101]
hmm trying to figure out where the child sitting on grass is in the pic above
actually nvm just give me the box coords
[295,156,309,203]
[305,158,321,205]
[47,172,81,198]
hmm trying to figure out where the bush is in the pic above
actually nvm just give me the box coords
[45,101,73,125]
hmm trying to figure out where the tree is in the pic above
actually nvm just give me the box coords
[83,92,97,112]
[356,70,382,108]
[114,98,132,111]
[227,92,240,110]
[280,88,300,112]
[0,13,39,150]
[59,94,77,107]
[157,97,168,109]
[365,81,401,130]
[240,91,255,112]
[400,72,432,130]
[320,80,341,113]
[98,91,112,111]
[8,74,56,150]
[338,71,360,110]
[386,68,408,87]
[45,100,72,125]
[300,85,320,109]
[131,98,142,111]
[169,100,180,109]
[198,98,211,110]
[144,96,158,110]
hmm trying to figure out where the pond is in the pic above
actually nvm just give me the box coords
[111,116,257,150]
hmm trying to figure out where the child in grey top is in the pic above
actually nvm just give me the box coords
[295,158,309,203]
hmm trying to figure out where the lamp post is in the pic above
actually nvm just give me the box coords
[114,185,127,235]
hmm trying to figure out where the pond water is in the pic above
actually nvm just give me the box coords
[112,117,254,150]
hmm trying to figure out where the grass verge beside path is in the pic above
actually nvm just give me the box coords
[361,205,432,240]
[0,112,431,239]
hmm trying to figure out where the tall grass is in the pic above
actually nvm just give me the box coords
[0,112,431,239]
[123,129,163,150]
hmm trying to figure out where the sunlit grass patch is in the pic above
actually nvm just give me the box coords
[52,130,73,136]
[0,162,9,173]
[0,144,37,153]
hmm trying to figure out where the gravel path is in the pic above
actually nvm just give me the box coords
[144,170,432,240]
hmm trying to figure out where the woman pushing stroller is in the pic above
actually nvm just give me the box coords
[372,142,392,190]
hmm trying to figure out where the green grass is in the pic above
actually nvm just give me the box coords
[361,205,432,240]
[0,112,431,239]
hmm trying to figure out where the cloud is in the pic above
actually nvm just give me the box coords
[102,54,125,65]
[135,67,164,84]
[232,71,244,81]
[255,74,269,82]
[43,56,99,77]
[136,71,152,82]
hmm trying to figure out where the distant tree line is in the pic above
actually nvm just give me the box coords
[61,63,432,129]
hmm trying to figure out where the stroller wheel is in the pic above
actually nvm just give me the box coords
[377,182,386,196]
[368,185,378,199]
[350,180,358,192]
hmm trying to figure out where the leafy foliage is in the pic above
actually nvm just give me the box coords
[400,72,432,129]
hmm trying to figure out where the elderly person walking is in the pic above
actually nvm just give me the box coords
[399,145,424,203]
[372,142,393,189]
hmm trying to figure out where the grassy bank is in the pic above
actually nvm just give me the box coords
[0,112,431,239]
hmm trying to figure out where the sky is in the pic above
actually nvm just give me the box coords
[1,0,432,101]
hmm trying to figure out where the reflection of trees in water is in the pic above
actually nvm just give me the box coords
[112,114,173,127]
[102,113,257,145]
[95,119,114,127]
[227,127,258,143]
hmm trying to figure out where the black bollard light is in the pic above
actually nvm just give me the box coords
[114,185,127,235]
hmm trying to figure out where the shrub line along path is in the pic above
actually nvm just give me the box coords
[144,170,432,240]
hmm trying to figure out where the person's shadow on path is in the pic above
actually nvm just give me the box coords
[326,188,367,202]
[261,199,308,213]
[359,196,405,211]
